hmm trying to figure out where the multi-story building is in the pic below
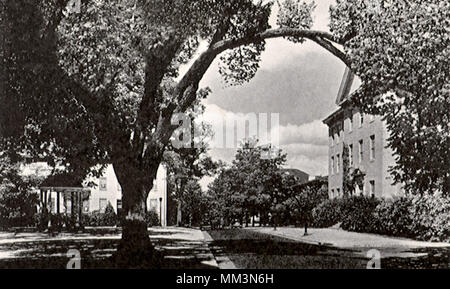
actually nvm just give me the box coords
[23,163,168,226]
[323,67,402,199]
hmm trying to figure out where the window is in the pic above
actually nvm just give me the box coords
[331,156,335,174]
[358,140,364,163]
[83,200,89,212]
[349,144,353,167]
[99,198,107,213]
[330,128,334,146]
[99,177,107,191]
[149,198,158,212]
[360,113,364,127]
[337,188,341,197]
[331,189,335,198]
[370,135,375,160]
[349,116,353,132]
[369,181,375,198]
[336,154,340,173]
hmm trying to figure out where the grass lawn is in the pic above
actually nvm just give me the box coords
[0,228,216,269]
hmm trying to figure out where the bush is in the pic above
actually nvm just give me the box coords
[145,210,160,227]
[312,198,342,228]
[340,196,380,232]
[311,193,450,242]
[0,189,38,229]
[372,197,413,237]
[83,203,118,227]
[408,192,450,242]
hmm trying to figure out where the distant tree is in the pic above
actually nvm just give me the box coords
[163,104,218,226]
[0,156,40,228]
[282,177,328,235]
[206,139,287,227]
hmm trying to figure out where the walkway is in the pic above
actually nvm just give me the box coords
[246,227,450,258]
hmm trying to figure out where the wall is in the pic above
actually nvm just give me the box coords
[326,106,402,199]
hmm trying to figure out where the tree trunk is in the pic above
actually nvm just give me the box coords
[112,163,161,268]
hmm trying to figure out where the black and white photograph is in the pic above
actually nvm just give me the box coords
[0,0,448,279]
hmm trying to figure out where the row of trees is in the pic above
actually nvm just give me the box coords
[205,139,328,231]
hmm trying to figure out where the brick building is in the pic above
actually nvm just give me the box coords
[322,67,402,199]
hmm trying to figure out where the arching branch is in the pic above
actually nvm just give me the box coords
[175,28,349,110]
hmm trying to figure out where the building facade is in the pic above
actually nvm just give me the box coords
[323,68,402,199]
[23,163,168,226]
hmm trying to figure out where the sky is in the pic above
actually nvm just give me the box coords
[188,0,347,189]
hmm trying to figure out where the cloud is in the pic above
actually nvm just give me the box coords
[284,154,329,177]
[275,120,328,146]
[201,104,329,176]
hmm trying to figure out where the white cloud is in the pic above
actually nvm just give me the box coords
[284,154,328,177]
[202,103,329,176]
[274,120,328,146]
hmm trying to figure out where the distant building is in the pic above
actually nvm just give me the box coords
[322,67,402,199]
[23,163,168,226]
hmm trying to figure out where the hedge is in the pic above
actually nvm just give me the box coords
[311,193,449,242]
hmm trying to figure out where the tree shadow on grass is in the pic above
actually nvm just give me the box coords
[0,236,217,269]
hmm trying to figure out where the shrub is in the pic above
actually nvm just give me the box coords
[312,198,343,228]
[311,192,449,242]
[372,197,413,237]
[408,192,450,242]
[340,196,380,232]
[83,203,118,227]
[103,203,118,226]
[145,210,160,227]
[0,189,38,229]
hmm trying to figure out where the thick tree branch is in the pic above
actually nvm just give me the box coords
[176,28,349,110]
[149,27,350,168]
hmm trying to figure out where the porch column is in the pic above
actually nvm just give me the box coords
[71,192,75,221]
[56,191,60,215]
[78,191,82,226]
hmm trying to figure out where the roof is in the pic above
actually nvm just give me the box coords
[335,67,355,105]
[40,172,85,187]
[281,168,309,183]
[322,66,356,126]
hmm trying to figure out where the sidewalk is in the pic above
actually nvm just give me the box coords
[245,227,450,258]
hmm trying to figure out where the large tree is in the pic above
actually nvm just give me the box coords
[1,0,447,266]
[330,0,449,194]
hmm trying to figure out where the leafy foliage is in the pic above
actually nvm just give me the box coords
[207,139,289,227]
[277,0,315,43]
[330,0,450,194]
[312,193,450,242]
[144,210,160,227]
[0,157,40,228]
